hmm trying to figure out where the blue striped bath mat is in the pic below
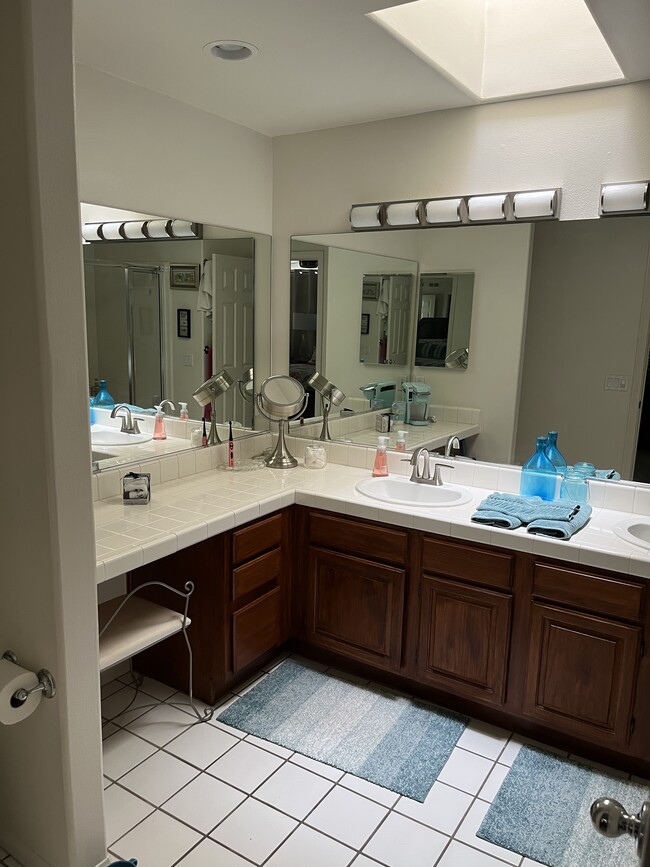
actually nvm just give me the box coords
[478,746,650,866]
[217,659,467,801]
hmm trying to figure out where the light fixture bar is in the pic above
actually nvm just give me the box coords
[80,218,202,242]
[349,189,561,231]
[600,182,650,216]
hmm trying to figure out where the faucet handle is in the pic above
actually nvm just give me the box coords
[431,462,454,486]
[131,418,141,435]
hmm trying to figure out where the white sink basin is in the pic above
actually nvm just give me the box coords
[613,520,650,550]
[355,476,472,508]
[91,425,152,446]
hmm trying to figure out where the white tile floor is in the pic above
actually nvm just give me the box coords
[1,655,642,867]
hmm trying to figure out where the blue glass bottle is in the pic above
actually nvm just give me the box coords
[91,379,115,408]
[520,436,557,501]
[545,431,567,474]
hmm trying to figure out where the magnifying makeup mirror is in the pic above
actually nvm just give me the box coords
[238,367,255,403]
[193,369,235,444]
[256,375,308,468]
[306,372,346,441]
[445,348,469,369]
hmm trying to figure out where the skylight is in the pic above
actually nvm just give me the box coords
[368,0,624,101]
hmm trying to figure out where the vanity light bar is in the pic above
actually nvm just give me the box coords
[599,181,650,216]
[349,189,561,231]
[80,218,203,242]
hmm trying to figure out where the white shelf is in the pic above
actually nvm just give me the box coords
[98,595,190,672]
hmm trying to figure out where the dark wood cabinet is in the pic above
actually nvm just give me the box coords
[305,547,405,672]
[523,602,641,749]
[417,573,511,704]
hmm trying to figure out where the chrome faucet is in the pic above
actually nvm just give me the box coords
[405,447,454,486]
[445,435,461,459]
[110,404,141,435]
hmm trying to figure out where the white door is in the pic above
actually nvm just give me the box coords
[211,253,255,426]
[0,5,106,866]
[387,275,413,365]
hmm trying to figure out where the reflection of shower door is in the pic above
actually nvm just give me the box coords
[84,261,163,408]
[211,253,255,426]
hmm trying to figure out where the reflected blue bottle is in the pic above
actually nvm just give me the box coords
[520,436,558,501]
[91,379,115,408]
[545,431,567,475]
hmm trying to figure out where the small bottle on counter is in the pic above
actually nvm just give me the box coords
[305,441,327,469]
[153,405,167,440]
[179,402,189,421]
[395,430,407,452]
[372,436,389,478]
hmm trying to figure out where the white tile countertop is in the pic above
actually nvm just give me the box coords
[94,448,650,585]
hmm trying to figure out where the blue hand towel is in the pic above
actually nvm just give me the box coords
[470,509,523,530]
[527,503,592,540]
[471,492,592,540]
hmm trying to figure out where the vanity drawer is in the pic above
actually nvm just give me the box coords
[421,537,513,590]
[233,513,283,565]
[533,564,644,622]
[233,548,281,600]
[308,512,407,565]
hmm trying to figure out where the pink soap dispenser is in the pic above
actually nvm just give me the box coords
[372,435,389,477]
[153,400,175,440]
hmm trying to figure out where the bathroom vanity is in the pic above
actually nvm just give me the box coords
[93,454,650,778]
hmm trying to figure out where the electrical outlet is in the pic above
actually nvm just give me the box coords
[604,374,629,391]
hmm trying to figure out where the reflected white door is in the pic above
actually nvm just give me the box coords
[387,275,413,365]
[211,253,255,426]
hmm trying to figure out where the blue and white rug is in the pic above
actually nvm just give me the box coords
[217,659,467,801]
[478,746,650,866]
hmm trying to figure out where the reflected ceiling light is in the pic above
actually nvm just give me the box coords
[600,182,650,216]
[423,197,465,225]
[204,40,259,62]
[385,201,420,227]
[80,218,202,242]
[511,189,560,220]
[467,194,507,223]
[350,204,383,229]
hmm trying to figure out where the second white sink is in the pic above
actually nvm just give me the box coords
[613,520,650,550]
[355,476,472,508]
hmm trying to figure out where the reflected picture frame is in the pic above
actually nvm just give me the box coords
[170,264,200,289]
[360,313,370,335]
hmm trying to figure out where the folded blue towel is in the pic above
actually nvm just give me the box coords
[471,492,592,540]
[471,510,523,530]
[526,504,591,540]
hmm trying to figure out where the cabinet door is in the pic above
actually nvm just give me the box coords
[418,574,512,705]
[232,586,283,674]
[307,547,405,672]
[524,603,641,749]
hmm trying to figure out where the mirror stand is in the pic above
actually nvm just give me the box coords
[316,400,333,441]
[207,400,221,445]
[266,420,298,469]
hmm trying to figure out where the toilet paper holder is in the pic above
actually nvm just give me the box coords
[2,650,56,703]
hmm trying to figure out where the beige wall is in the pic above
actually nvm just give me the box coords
[75,65,273,235]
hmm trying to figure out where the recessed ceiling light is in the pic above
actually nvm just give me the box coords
[204,40,259,62]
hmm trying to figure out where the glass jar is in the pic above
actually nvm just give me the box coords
[560,469,589,503]
[305,441,327,469]
[573,461,596,478]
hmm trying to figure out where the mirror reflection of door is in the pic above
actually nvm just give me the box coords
[415,272,474,368]
[289,259,320,416]
[211,252,255,427]
[359,273,413,365]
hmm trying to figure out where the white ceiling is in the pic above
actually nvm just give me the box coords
[73,0,650,138]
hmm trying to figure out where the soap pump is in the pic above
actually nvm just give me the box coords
[179,402,189,421]
[372,435,390,478]
[153,399,176,440]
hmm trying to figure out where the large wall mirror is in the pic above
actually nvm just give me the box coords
[82,204,271,468]
[291,218,650,484]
